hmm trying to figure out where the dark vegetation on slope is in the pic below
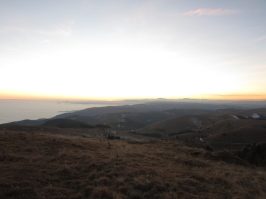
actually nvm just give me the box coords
[42,119,94,128]
[1,119,110,129]
[237,142,266,166]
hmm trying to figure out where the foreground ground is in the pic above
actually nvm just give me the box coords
[0,128,266,199]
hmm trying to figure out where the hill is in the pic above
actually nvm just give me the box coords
[135,114,221,137]
[1,108,221,131]
[134,109,266,150]
[42,119,95,128]
[53,101,241,119]
[1,128,266,199]
[203,119,266,143]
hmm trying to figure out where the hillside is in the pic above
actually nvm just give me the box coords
[133,109,266,150]
[203,119,266,143]
[1,128,266,199]
[82,109,219,131]
[53,101,241,119]
[136,114,221,137]
[42,119,95,129]
[1,108,220,131]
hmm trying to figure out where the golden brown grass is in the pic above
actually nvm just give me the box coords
[0,128,266,199]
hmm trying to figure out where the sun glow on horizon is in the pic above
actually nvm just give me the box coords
[1,88,266,102]
[1,45,248,100]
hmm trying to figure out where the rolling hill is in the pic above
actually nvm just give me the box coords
[135,114,221,137]
[202,119,266,143]
[133,109,266,150]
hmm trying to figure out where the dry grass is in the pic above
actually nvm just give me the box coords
[0,128,266,199]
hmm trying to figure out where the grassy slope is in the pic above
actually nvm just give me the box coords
[136,109,266,136]
[136,114,219,136]
[176,119,266,150]
[202,119,266,143]
[1,129,266,199]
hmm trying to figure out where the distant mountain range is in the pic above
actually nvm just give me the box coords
[2,99,266,133]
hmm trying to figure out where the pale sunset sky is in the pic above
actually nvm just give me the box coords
[1,0,266,100]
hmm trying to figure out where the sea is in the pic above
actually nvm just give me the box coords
[0,100,125,124]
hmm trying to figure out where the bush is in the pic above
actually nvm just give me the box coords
[206,145,213,152]
[107,134,121,140]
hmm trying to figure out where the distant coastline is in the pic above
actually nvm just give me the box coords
[0,100,124,124]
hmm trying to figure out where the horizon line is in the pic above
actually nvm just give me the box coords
[1,91,266,101]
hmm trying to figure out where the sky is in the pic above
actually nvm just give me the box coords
[1,0,266,101]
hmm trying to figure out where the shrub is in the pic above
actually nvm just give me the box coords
[107,134,121,140]
[206,145,213,152]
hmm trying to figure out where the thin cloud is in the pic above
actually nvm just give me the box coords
[0,26,72,36]
[253,35,266,43]
[42,40,50,43]
[37,20,75,36]
[1,47,18,51]
[37,29,71,36]
[0,26,27,33]
[0,19,75,37]
[185,8,242,16]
